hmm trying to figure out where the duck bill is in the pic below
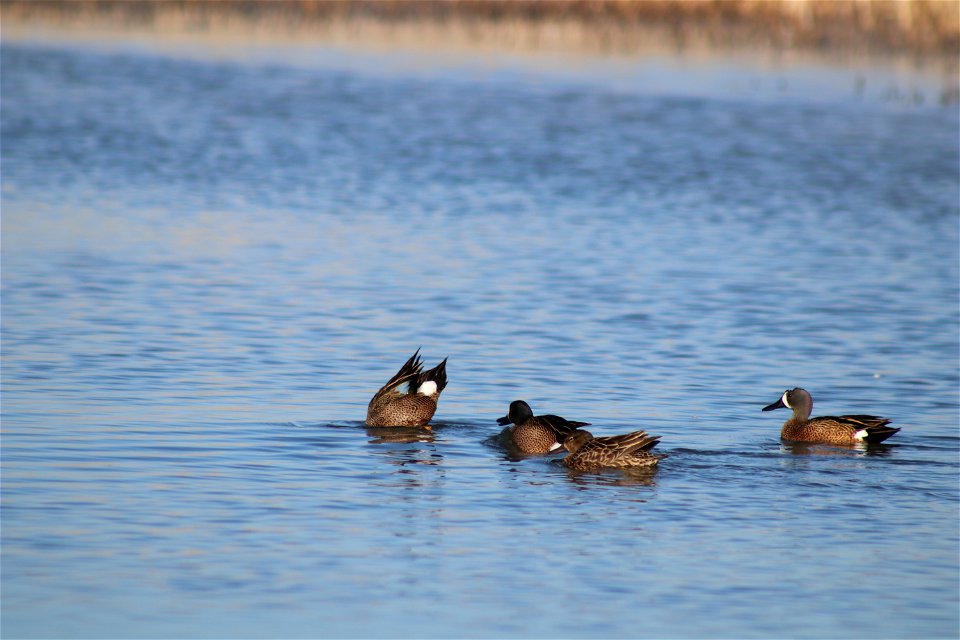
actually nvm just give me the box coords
[762,398,787,412]
[496,416,512,426]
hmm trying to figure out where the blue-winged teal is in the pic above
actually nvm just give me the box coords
[762,388,899,445]
[496,400,590,454]
[366,349,447,427]
[561,429,665,471]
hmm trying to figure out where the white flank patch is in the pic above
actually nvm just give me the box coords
[854,429,869,441]
[417,380,438,396]
[781,391,791,409]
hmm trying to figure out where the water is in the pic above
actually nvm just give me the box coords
[2,40,958,639]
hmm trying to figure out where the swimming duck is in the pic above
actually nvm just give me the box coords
[561,429,665,471]
[762,387,899,445]
[366,349,447,427]
[496,400,590,454]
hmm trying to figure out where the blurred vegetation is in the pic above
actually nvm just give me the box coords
[3,0,958,60]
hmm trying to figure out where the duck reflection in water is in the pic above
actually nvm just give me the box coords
[366,425,436,445]
[365,425,444,479]
[563,465,659,488]
[781,441,895,457]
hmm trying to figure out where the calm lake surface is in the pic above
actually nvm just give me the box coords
[2,39,958,639]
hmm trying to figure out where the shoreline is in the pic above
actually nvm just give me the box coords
[3,0,958,61]
[3,1,958,105]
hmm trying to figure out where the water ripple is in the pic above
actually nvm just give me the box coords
[2,41,957,640]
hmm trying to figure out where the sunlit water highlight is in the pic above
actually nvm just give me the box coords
[2,41,958,639]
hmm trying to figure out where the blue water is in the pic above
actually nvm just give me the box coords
[2,40,958,639]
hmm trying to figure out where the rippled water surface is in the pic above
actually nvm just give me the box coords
[2,41,958,639]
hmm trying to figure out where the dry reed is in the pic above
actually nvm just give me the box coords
[3,0,957,61]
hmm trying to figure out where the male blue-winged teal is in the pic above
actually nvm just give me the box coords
[496,400,590,454]
[762,387,899,445]
[366,349,447,427]
[561,429,665,471]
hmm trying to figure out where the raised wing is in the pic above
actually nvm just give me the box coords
[370,349,424,403]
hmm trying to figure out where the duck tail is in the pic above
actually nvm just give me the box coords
[423,357,448,394]
[862,426,900,444]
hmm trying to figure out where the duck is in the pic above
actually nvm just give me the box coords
[366,349,447,427]
[496,400,590,454]
[561,429,665,471]
[762,387,899,445]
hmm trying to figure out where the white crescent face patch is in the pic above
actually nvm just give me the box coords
[781,390,792,409]
[417,380,438,396]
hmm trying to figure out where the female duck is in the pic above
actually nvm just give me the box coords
[366,349,447,427]
[561,429,665,471]
[762,387,898,445]
[496,400,589,454]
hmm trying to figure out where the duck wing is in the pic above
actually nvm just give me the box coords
[538,415,591,441]
[593,430,661,453]
[371,349,424,402]
[837,414,899,443]
[836,414,892,429]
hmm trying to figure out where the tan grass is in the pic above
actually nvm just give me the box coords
[3,0,957,61]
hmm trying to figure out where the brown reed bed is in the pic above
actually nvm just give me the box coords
[3,0,958,63]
